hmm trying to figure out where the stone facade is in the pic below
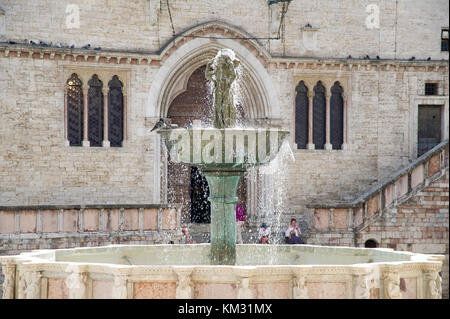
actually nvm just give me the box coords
[0,0,448,211]
[0,0,449,298]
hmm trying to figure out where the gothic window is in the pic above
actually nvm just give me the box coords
[313,81,326,149]
[87,74,104,147]
[330,82,344,150]
[66,74,83,146]
[295,81,309,149]
[108,75,124,147]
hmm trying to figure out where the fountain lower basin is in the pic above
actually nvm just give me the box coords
[1,244,443,299]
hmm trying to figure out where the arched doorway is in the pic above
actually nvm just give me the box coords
[167,66,247,225]
[364,239,379,248]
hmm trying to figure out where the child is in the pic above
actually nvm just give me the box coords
[258,223,270,244]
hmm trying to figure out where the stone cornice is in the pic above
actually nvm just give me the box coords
[1,41,448,73]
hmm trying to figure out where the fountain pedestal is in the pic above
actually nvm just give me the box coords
[203,169,244,265]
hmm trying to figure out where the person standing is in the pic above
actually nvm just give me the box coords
[236,204,247,244]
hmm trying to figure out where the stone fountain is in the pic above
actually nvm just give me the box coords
[157,49,289,264]
[0,49,444,299]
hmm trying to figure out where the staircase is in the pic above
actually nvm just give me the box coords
[308,140,449,298]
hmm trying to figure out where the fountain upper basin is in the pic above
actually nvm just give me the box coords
[157,127,290,170]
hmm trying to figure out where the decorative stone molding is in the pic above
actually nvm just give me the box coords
[236,277,254,299]
[18,270,41,299]
[1,263,16,299]
[66,269,88,299]
[423,270,442,299]
[382,271,402,299]
[112,275,128,299]
[292,275,308,299]
[0,245,445,299]
[174,268,194,299]
[234,268,255,299]
[353,274,370,299]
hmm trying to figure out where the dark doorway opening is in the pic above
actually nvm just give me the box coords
[364,239,378,248]
[418,105,442,157]
[190,167,211,223]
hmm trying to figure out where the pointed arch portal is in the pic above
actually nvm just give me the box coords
[148,22,281,228]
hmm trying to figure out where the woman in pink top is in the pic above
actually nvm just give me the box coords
[236,204,246,244]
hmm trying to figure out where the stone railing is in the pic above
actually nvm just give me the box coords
[309,140,449,234]
[0,204,183,255]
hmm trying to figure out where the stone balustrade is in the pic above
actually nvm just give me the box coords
[309,140,449,234]
[0,204,183,255]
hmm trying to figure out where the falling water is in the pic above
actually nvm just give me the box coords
[255,140,295,264]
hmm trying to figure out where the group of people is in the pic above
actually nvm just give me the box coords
[181,203,305,245]
[237,204,305,245]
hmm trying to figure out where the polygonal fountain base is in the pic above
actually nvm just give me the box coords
[0,244,444,299]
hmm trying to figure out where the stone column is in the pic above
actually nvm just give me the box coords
[82,84,90,147]
[342,93,348,150]
[203,169,245,265]
[66,271,88,299]
[64,87,70,146]
[123,93,128,144]
[1,263,16,299]
[325,92,332,150]
[307,91,314,149]
[112,275,128,299]
[102,88,110,147]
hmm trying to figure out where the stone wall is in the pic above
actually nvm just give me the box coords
[1,0,448,60]
[0,205,182,256]
[0,204,182,298]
